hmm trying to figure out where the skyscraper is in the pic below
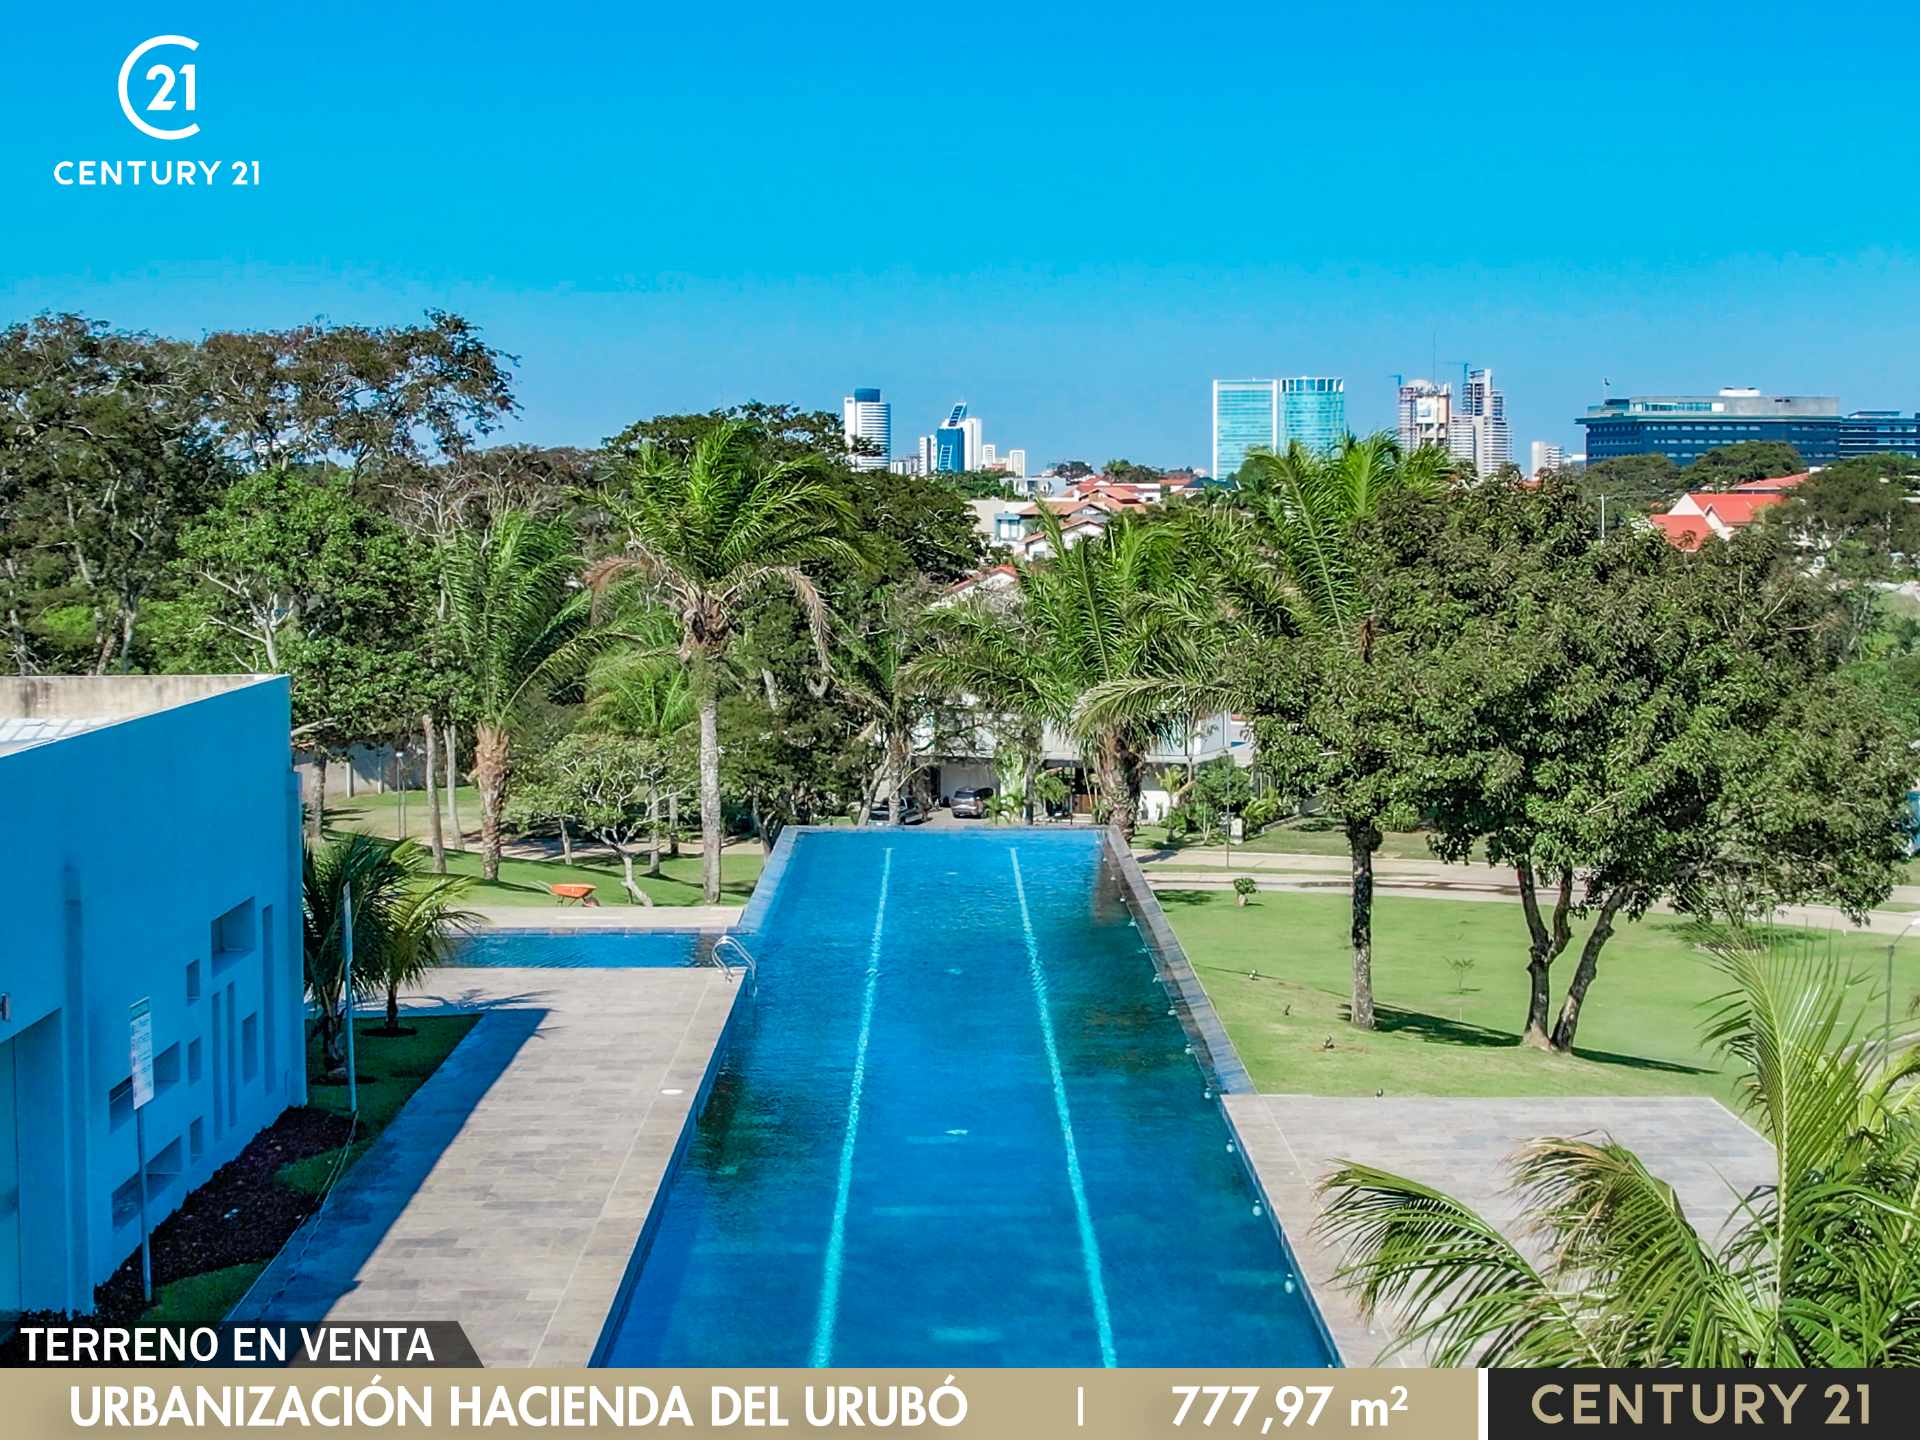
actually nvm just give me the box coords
[934,403,968,473]
[1212,379,1279,482]
[841,387,891,471]
[960,415,984,471]
[1449,367,1511,477]
[1528,441,1565,478]
[1280,376,1346,455]
[1396,378,1452,454]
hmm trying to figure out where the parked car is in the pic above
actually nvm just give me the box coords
[868,796,925,825]
[949,786,994,819]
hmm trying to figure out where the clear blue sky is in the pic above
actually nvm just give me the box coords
[7,2,1917,469]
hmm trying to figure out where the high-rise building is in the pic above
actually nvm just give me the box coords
[1397,378,1452,454]
[1280,377,1346,455]
[841,387,890,472]
[934,403,968,473]
[1528,441,1565,478]
[1575,388,1920,466]
[917,434,937,473]
[1449,367,1511,477]
[1212,379,1279,483]
[960,415,984,471]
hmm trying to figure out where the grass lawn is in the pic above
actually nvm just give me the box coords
[278,1015,479,1194]
[1165,889,1920,1102]
[421,846,762,907]
[141,1262,269,1325]
[329,785,481,842]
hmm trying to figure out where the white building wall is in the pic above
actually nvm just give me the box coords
[841,393,891,472]
[0,676,304,1315]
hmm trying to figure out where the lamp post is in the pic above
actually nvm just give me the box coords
[342,886,359,1117]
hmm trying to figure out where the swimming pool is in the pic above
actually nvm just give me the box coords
[596,828,1334,1366]
[448,929,708,968]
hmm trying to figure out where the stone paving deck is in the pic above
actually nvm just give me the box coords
[466,903,744,930]
[232,965,740,1366]
[1224,1094,1776,1366]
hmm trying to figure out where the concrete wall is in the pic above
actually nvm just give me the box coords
[0,675,303,1316]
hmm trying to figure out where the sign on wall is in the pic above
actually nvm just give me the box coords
[128,997,153,1110]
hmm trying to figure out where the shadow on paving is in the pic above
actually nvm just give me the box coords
[232,1007,547,1324]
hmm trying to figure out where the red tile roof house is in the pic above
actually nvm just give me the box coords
[1651,473,1805,547]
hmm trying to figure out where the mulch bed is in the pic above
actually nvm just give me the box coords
[0,1105,355,1356]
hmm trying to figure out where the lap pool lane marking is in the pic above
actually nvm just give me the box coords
[809,846,893,1368]
[1009,847,1119,1368]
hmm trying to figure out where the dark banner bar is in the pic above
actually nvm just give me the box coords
[6,1323,482,1368]
[1490,1371,1912,1438]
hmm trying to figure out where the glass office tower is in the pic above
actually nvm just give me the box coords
[1212,379,1279,483]
[1281,376,1346,455]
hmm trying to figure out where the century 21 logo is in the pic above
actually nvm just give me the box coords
[118,35,200,141]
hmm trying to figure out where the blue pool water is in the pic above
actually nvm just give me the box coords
[450,930,705,968]
[597,828,1333,1366]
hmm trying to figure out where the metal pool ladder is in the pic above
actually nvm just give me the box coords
[709,933,759,993]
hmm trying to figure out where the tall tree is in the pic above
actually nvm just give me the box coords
[591,420,862,902]
[587,643,699,874]
[1090,434,1453,1028]
[1570,452,1681,520]
[1767,454,1920,581]
[198,310,515,479]
[160,467,433,836]
[833,590,940,825]
[442,511,591,880]
[1384,480,1912,1050]
[1684,439,1804,490]
[0,315,223,673]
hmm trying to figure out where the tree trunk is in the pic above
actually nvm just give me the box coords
[444,720,460,848]
[422,715,446,873]
[647,786,662,876]
[1093,735,1142,839]
[698,689,723,904]
[319,1005,346,1077]
[307,759,328,845]
[668,791,680,857]
[1347,818,1382,1030]
[1550,887,1629,1053]
[558,817,574,866]
[386,982,401,1033]
[474,722,510,882]
[1515,861,1574,1050]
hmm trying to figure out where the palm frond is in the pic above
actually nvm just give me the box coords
[1317,1163,1606,1366]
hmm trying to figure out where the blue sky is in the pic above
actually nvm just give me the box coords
[6,2,1917,468]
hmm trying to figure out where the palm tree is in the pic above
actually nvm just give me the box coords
[442,510,591,880]
[301,835,476,1071]
[1316,937,1920,1366]
[374,862,478,1034]
[833,592,935,825]
[590,421,861,903]
[587,642,699,875]
[909,509,1213,839]
[1083,434,1453,1026]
